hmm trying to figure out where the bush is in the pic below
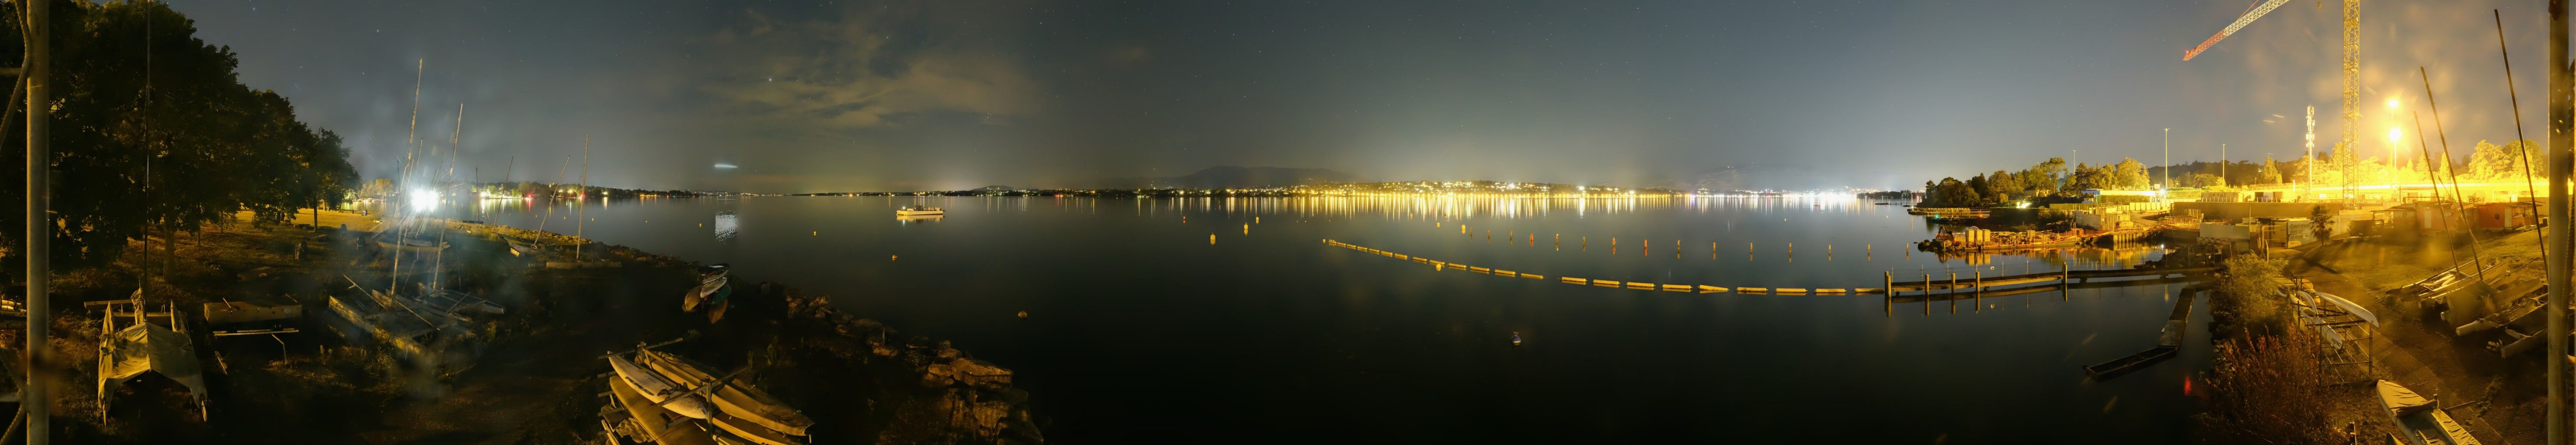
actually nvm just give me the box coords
[2194,332,2343,444]
[2211,255,2289,338]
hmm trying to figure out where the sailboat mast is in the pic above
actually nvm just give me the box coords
[392,59,423,294]
[578,135,589,259]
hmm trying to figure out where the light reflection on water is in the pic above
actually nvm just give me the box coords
[367,196,2207,443]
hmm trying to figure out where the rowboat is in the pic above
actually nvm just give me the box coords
[2376,380,2483,445]
[682,265,730,312]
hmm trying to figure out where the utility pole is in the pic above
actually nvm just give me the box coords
[2163,129,2170,191]
[21,0,51,440]
[2546,1,2569,443]
[2222,143,2228,186]
[2306,106,2316,201]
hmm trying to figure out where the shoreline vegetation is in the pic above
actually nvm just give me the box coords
[20,209,1042,444]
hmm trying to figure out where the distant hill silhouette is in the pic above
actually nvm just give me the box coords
[1080,166,1361,189]
[1654,164,1833,192]
[1153,166,1360,188]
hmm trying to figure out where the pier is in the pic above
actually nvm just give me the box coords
[2081,286,2204,380]
[1324,239,2212,297]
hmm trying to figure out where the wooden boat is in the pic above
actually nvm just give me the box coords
[604,373,720,445]
[2375,380,2483,445]
[637,349,813,442]
[681,265,731,312]
[609,353,714,419]
[374,233,449,252]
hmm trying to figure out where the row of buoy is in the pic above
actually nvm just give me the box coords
[1323,239,1889,295]
[1444,222,1876,261]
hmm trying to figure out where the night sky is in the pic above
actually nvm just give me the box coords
[172,0,2555,193]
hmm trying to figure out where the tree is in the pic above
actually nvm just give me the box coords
[1985,169,2024,203]
[2257,157,2282,185]
[1927,177,1980,208]
[0,1,357,269]
[2112,157,2149,189]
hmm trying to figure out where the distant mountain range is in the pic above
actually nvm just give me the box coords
[1085,166,1364,189]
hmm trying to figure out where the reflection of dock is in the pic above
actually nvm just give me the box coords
[1884,266,2213,293]
[2082,286,2202,380]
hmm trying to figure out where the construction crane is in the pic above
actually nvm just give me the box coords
[2181,0,2292,61]
[2184,0,2363,170]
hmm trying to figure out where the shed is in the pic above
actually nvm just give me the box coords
[2473,201,2538,230]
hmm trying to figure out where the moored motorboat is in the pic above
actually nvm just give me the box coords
[895,205,945,216]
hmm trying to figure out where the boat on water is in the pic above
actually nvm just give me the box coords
[2375,379,2483,445]
[682,265,731,312]
[895,205,945,216]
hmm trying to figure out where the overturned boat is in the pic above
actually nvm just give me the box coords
[2375,380,2482,445]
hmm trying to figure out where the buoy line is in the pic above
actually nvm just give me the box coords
[1321,239,1879,295]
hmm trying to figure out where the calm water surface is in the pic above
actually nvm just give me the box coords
[396,196,2209,443]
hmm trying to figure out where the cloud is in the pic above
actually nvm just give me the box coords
[699,5,1040,128]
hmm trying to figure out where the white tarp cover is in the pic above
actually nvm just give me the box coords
[98,322,208,410]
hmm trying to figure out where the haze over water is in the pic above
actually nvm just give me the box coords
[382,196,2207,442]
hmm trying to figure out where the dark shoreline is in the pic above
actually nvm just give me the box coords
[27,211,1043,444]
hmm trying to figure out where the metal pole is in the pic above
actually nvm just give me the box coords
[2545,1,2569,442]
[21,0,47,439]
[2498,10,2546,259]
[2418,68,2486,281]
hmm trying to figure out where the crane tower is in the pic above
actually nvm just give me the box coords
[2184,0,2363,160]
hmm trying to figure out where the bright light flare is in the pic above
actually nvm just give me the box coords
[407,189,437,211]
[2384,98,2399,110]
[2386,127,2401,144]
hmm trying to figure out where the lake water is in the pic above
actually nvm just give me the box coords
[388,196,2210,443]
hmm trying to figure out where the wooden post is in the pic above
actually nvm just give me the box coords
[2061,265,2071,301]
[1974,271,1983,312]
[1923,274,1932,316]
[1884,272,1894,316]
[1948,272,1958,314]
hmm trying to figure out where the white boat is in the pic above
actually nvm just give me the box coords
[895,205,944,216]
[2376,380,2483,445]
[682,265,731,312]
[609,353,714,419]
[638,349,813,443]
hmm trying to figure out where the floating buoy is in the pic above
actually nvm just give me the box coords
[812,231,818,236]
[1017,311,1029,319]
[891,255,898,260]
[1210,234,1216,244]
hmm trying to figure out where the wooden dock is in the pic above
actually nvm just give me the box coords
[1884,266,2213,293]
[2082,286,2203,380]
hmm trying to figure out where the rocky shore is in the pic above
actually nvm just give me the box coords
[11,209,1043,444]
